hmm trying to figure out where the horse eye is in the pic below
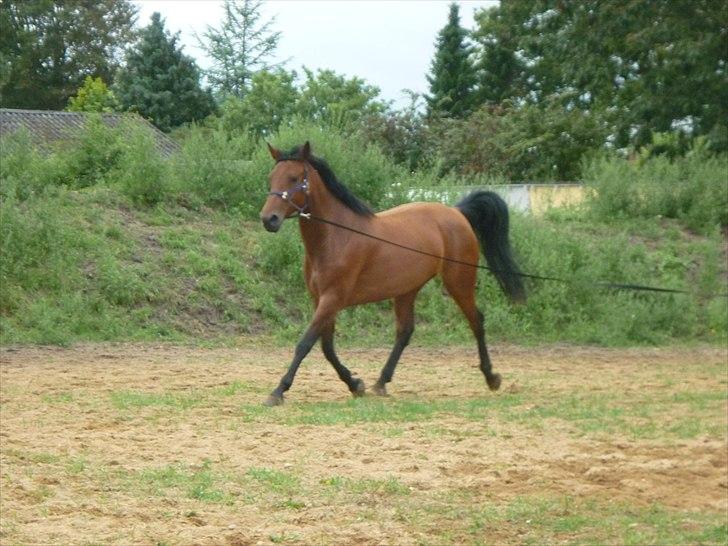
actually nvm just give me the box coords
[289,176,297,183]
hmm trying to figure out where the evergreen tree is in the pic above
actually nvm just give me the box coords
[115,13,215,132]
[0,0,137,110]
[472,6,527,105]
[197,0,282,98]
[425,3,477,118]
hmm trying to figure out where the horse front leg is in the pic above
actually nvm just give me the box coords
[321,321,366,397]
[263,297,340,406]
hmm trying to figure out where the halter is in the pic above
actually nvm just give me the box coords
[267,164,311,219]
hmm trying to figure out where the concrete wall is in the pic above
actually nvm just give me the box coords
[406,184,585,216]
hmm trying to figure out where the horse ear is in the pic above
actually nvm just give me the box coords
[267,142,282,161]
[301,141,311,160]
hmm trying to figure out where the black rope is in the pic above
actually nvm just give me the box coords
[302,213,728,299]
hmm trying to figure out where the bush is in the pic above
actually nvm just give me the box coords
[110,121,169,206]
[168,124,256,211]
[426,101,607,181]
[0,129,67,201]
[585,149,728,234]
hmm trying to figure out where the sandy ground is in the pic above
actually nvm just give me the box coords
[0,343,726,545]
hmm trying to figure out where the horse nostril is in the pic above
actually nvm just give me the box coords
[262,213,281,232]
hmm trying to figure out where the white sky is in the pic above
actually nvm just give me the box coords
[133,0,499,107]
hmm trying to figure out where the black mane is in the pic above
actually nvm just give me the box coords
[278,145,374,217]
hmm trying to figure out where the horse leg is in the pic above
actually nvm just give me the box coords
[444,268,501,391]
[372,289,418,396]
[321,321,366,397]
[264,297,340,406]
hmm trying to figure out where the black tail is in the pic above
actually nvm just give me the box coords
[456,191,526,304]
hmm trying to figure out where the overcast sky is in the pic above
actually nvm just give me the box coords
[134,0,499,107]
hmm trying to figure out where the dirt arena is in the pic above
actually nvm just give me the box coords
[1,343,726,545]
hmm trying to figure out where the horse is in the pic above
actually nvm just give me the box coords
[259,141,525,406]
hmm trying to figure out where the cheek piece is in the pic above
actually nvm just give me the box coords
[267,166,310,219]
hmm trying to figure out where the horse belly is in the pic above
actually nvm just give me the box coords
[348,250,440,305]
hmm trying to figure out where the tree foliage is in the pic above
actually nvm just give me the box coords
[297,68,387,127]
[114,13,216,132]
[217,67,388,138]
[472,0,728,151]
[428,100,607,181]
[197,0,282,98]
[425,2,477,118]
[219,69,299,137]
[66,76,120,112]
[0,0,137,110]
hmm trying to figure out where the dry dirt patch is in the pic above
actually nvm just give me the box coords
[0,343,726,545]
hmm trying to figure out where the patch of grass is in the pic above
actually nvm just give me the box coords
[65,456,87,475]
[215,380,253,397]
[420,493,727,545]
[41,392,74,404]
[5,449,60,465]
[134,460,232,504]
[238,394,523,426]
[245,467,300,495]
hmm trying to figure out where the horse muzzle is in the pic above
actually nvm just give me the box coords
[261,213,283,233]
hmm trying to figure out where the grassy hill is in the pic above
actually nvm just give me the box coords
[1,120,726,346]
[1,185,725,347]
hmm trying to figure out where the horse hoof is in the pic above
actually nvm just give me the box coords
[487,373,502,391]
[351,378,366,397]
[372,383,388,396]
[263,393,284,407]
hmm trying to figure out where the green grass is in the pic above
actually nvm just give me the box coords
[102,378,726,443]
[134,460,233,504]
[1,121,726,347]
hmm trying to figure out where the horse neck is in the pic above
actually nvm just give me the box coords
[298,173,369,259]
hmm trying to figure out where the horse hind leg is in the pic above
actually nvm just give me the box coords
[321,321,365,397]
[443,265,501,391]
[373,289,418,396]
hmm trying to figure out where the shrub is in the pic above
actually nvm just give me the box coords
[110,121,169,206]
[169,124,256,210]
[585,149,728,234]
[0,129,67,200]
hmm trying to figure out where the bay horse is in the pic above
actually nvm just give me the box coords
[259,141,525,406]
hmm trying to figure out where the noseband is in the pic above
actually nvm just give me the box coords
[267,164,310,219]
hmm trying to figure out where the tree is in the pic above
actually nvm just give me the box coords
[219,69,299,137]
[115,13,216,132]
[197,0,282,98]
[472,6,528,105]
[471,0,728,151]
[425,3,478,118]
[0,0,137,110]
[356,91,427,171]
[427,100,607,180]
[66,76,120,112]
[297,68,387,127]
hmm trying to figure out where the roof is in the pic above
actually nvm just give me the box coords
[0,108,180,158]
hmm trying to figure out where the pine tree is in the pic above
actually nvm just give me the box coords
[115,13,216,132]
[198,0,282,98]
[426,3,477,118]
